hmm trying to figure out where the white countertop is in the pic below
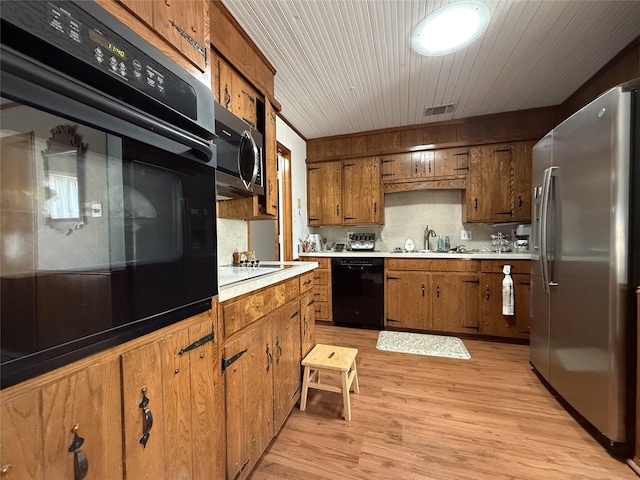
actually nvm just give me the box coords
[298,251,532,260]
[218,261,318,302]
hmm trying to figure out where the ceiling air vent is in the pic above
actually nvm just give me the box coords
[423,103,456,116]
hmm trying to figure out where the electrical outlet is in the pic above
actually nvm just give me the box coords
[460,229,471,240]
[296,198,301,209]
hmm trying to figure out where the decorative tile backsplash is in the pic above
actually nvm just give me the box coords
[311,190,514,252]
[217,218,248,266]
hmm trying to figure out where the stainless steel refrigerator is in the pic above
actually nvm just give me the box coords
[530,82,639,453]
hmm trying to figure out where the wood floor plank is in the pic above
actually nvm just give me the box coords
[249,326,635,480]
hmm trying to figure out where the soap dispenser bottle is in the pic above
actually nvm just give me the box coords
[437,235,445,252]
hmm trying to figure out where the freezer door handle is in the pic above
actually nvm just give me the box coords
[540,166,557,292]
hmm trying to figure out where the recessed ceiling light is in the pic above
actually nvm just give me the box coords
[412,1,490,56]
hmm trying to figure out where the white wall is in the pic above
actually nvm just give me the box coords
[276,117,308,260]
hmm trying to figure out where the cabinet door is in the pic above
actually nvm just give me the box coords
[511,141,534,222]
[300,292,316,357]
[225,321,274,480]
[41,359,123,479]
[264,101,279,217]
[381,153,412,182]
[342,157,382,224]
[467,145,513,222]
[434,147,470,177]
[176,0,206,70]
[272,302,302,433]
[385,272,430,330]
[151,0,206,70]
[307,161,342,226]
[411,151,435,179]
[0,390,43,479]
[118,0,154,29]
[479,273,530,339]
[122,341,166,479]
[187,319,223,480]
[431,273,479,334]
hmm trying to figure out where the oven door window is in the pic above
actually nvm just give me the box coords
[0,97,216,385]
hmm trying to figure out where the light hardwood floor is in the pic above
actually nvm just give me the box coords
[249,325,636,480]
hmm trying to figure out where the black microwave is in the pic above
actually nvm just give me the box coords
[214,102,265,199]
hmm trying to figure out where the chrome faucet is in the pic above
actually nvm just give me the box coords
[424,225,436,251]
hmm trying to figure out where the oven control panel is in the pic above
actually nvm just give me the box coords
[1,0,197,121]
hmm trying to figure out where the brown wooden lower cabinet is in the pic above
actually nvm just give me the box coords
[300,291,316,357]
[303,257,332,322]
[224,320,274,480]
[385,271,430,330]
[121,315,222,480]
[223,300,304,480]
[479,272,530,339]
[1,358,123,479]
[220,271,315,480]
[431,272,479,334]
[0,310,222,480]
[384,258,529,340]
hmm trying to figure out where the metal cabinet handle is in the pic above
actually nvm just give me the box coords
[474,198,478,210]
[436,284,440,298]
[421,283,425,297]
[485,286,490,300]
[68,424,88,480]
[275,337,282,362]
[266,344,273,371]
[1,465,12,476]
[139,387,154,448]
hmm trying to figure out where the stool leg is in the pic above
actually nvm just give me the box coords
[351,359,360,394]
[341,371,351,421]
[300,366,311,411]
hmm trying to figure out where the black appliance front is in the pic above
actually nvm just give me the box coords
[215,102,265,198]
[331,258,384,329]
[0,1,217,388]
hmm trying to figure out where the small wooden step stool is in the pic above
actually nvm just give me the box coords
[300,344,359,421]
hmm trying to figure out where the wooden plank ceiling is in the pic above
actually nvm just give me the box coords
[221,0,640,139]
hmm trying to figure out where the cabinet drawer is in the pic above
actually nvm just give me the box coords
[314,302,331,320]
[272,278,299,309]
[305,257,330,269]
[480,260,530,274]
[299,271,314,293]
[386,258,478,272]
[312,285,329,303]
[222,294,266,337]
[312,270,329,285]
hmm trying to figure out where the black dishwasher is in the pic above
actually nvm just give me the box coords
[331,257,384,329]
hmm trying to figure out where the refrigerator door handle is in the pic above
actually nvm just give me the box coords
[540,166,557,292]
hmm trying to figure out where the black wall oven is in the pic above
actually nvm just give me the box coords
[0,1,218,388]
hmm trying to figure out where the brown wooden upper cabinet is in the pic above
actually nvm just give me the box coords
[307,157,383,226]
[117,0,207,71]
[218,59,259,129]
[381,147,468,193]
[465,141,533,223]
